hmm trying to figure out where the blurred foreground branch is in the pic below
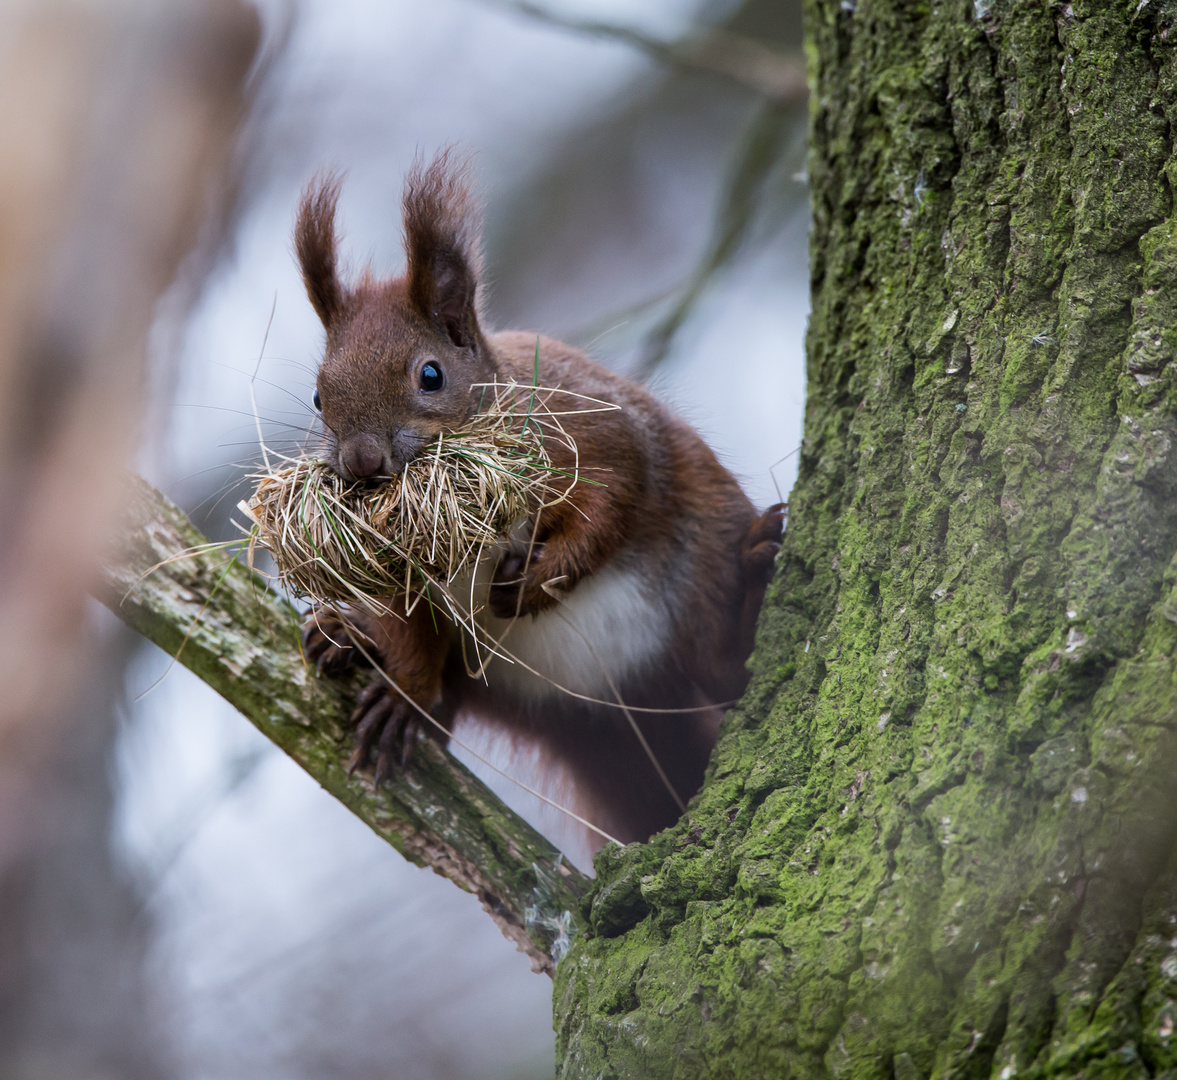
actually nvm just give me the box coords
[0,0,259,862]
[481,0,807,102]
[97,475,592,976]
[0,6,260,1071]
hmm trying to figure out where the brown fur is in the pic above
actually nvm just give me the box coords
[296,153,783,845]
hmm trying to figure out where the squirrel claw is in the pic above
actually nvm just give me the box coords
[489,542,547,619]
[349,685,394,771]
[348,675,422,781]
[303,607,363,674]
[374,715,423,782]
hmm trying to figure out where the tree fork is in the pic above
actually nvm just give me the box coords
[98,476,590,976]
[554,0,1177,1077]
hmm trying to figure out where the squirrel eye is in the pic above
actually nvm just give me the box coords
[420,361,444,393]
[312,389,322,411]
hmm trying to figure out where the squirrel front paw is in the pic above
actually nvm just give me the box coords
[347,674,430,782]
[740,503,786,584]
[302,606,373,673]
[488,542,556,619]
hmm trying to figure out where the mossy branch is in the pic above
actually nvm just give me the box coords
[97,474,591,976]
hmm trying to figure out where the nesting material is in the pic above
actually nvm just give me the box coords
[243,380,576,619]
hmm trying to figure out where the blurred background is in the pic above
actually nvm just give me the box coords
[0,0,808,1077]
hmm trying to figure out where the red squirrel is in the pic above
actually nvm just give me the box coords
[297,153,783,845]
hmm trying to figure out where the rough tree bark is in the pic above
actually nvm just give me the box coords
[554,0,1177,1076]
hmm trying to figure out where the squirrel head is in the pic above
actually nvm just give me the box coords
[295,151,497,482]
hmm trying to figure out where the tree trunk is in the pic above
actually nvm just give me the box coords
[554,1,1177,1077]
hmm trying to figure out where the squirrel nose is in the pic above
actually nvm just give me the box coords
[340,433,385,480]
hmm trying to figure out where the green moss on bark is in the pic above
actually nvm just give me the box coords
[555,0,1177,1075]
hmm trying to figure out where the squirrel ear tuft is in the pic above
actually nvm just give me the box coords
[402,149,482,349]
[295,173,345,327]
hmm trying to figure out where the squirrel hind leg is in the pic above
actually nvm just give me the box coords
[541,706,720,846]
[341,601,454,781]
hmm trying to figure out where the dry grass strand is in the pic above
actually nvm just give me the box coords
[243,380,589,623]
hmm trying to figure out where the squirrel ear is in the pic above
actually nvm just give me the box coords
[295,173,345,327]
[402,149,482,349]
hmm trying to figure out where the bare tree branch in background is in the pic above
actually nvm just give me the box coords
[634,98,799,379]
[477,0,807,103]
[98,476,593,976]
[0,2,258,1073]
[479,0,808,380]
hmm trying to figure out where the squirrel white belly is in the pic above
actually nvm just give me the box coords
[457,547,673,703]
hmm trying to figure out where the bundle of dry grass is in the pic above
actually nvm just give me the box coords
[243,380,576,619]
